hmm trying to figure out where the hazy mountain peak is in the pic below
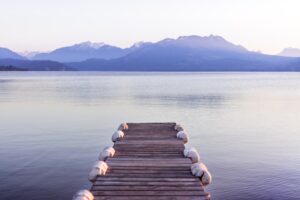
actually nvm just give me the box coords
[130,41,152,49]
[131,41,145,48]
[278,47,300,57]
[177,34,224,41]
[73,41,106,49]
[19,51,41,59]
[157,35,247,52]
[159,38,175,43]
[0,47,25,60]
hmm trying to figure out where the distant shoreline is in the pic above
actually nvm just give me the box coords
[0,65,28,71]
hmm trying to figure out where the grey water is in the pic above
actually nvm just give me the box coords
[0,72,299,200]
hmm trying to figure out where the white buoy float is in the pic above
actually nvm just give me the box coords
[72,190,94,200]
[174,123,184,131]
[191,162,212,186]
[98,146,115,161]
[176,130,189,143]
[111,130,125,142]
[184,147,200,163]
[118,123,129,131]
[88,161,108,182]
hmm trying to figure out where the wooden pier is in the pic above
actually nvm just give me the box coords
[86,122,211,200]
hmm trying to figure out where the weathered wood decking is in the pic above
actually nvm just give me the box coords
[90,123,210,200]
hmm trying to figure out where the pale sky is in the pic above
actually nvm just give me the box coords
[0,0,299,54]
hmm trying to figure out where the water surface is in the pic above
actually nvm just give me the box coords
[0,72,299,200]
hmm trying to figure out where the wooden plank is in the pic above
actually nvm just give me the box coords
[95,177,200,182]
[113,148,184,153]
[113,155,184,158]
[124,132,177,136]
[108,169,192,174]
[107,162,191,166]
[114,153,183,157]
[126,122,176,129]
[108,166,191,171]
[93,181,203,186]
[91,185,204,191]
[113,145,184,149]
[107,159,191,163]
[115,151,183,154]
[106,162,191,166]
[123,135,177,138]
[94,196,210,200]
[113,148,183,151]
[107,158,190,162]
[114,142,183,146]
[116,140,182,145]
[115,152,183,155]
[113,146,184,150]
[102,173,195,178]
[91,190,208,196]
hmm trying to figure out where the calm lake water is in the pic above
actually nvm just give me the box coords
[0,72,300,200]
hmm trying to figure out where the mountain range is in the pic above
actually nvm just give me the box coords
[1,35,300,71]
